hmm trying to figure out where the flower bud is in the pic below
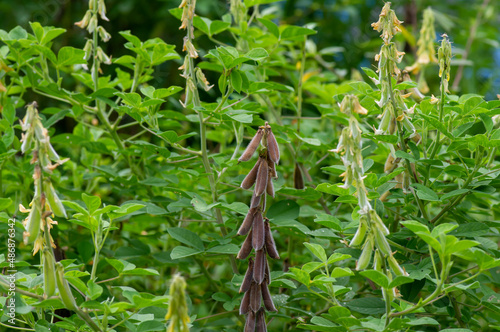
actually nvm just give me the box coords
[438,34,452,93]
[97,26,111,43]
[98,0,109,21]
[195,68,213,91]
[388,254,407,276]
[75,10,92,29]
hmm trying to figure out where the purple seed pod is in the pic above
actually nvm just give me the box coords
[268,160,278,179]
[254,158,269,197]
[240,290,250,315]
[266,174,275,198]
[256,309,268,332]
[252,212,265,250]
[261,282,277,312]
[264,257,271,283]
[239,129,264,162]
[266,129,280,164]
[249,282,262,312]
[264,221,279,259]
[237,230,253,260]
[238,208,256,236]
[244,310,256,332]
[254,249,266,284]
[294,163,305,189]
[242,158,262,189]
[250,193,261,209]
[240,258,254,293]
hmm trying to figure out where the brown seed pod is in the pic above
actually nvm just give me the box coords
[250,193,261,209]
[254,249,266,284]
[254,158,269,197]
[261,282,277,312]
[268,160,277,179]
[249,282,262,312]
[256,309,268,332]
[264,221,279,259]
[237,230,253,260]
[252,212,265,250]
[238,208,256,236]
[266,129,280,164]
[240,289,250,315]
[265,257,271,283]
[266,174,275,198]
[245,310,256,332]
[239,129,263,162]
[241,158,262,190]
[240,258,254,293]
[294,163,304,189]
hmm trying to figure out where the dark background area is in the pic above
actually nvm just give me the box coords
[1,0,499,98]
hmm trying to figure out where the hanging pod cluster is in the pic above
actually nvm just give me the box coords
[237,122,280,332]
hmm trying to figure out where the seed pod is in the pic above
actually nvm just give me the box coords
[42,248,56,297]
[43,179,67,218]
[239,209,256,236]
[254,159,269,197]
[242,159,262,190]
[264,258,271,283]
[55,262,77,311]
[249,282,262,312]
[384,154,398,173]
[268,160,277,179]
[264,221,279,259]
[254,249,266,284]
[239,129,263,162]
[266,174,275,198]
[240,289,250,315]
[250,194,261,209]
[369,209,390,235]
[349,215,368,247]
[374,226,391,257]
[382,287,395,303]
[244,310,256,332]
[24,202,41,245]
[237,230,253,260]
[388,254,407,276]
[373,249,383,272]
[256,309,268,332]
[266,129,280,164]
[294,163,304,189]
[252,213,265,250]
[261,283,277,312]
[356,236,373,271]
[240,258,254,293]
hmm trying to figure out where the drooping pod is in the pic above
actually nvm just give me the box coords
[42,248,56,297]
[252,212,265,250]
[238,230,253,260]
[254,159,269,197]
[256,309,268,332]
[240,291,250,315]
[266,174,275,198]
[356,235,373,271]
[349,215,368,247]
[245,310,256,332]
[253,249,266,284]
[293,163,304,189]
[240,258,254,293]
[55,262,77,310]
[239,129,264,162]
[238,208,257,236]
[268,160,277,179]
[264,221,279,259]
[261,283,277,312]
[266,129,280,164]
[249,282,262,312]
[241,159,262,190]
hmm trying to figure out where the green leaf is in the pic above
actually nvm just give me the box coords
[331,267,354,278]
[359,270,389,288]
[57,46,86,67]
[206,244,240,254]
[107,203,145,220]
[346,297,386,314]
[170,246,203,259]
[243,48,269,61]
[0,198,12,210]
[86,280,103,301]
[281,26,317,40]
[327,253,351,265]
[167,227,204,250]
[389,276,414,288]
[288,267,310,286]
[419,113,453,139]
[401,220,429,234]
[267,200,300,222]
[303,242,327,263]
[62,201,88,215]
[82,193,101,215]
[441,189,470,201]
[314,214,341,231]
[257,18,279,38]
[411,184,439,201]
[137,320,165,332]
[415,231,442,253]
[450,240,479,254]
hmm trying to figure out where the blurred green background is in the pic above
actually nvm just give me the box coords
[1,0,499,98]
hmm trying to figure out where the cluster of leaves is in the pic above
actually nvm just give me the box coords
[0,0,500,331]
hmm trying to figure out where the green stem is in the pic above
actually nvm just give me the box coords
[296,37,306,133]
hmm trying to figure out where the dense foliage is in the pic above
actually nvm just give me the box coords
[1,0,500,331]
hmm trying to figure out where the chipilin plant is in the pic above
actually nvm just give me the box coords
[237,123,280,331]
[165,274,190,332]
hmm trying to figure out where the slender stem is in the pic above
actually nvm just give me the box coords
[296,37,306,133]
[0,277,44,300]
[428,73,446,161]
